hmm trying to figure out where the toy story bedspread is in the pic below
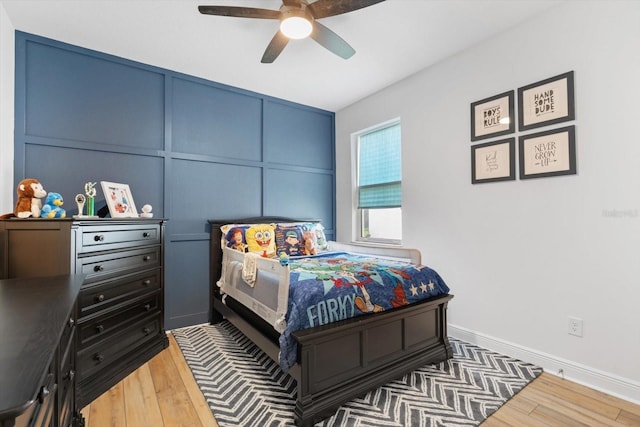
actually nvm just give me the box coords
[278,252,450,371]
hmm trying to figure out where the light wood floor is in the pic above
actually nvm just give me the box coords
[81,333,218,427]
[81,333,640,427]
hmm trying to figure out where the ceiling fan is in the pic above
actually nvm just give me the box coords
[198,0,386,63]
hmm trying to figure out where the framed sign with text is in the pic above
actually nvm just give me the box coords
[471,138,516,184]
[518,71,575,131]
[470,91,515,141]
[519,126,576,179]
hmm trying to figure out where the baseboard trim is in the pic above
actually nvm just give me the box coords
[449,324,640,405]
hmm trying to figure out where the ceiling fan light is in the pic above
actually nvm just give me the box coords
[280,16,312,39]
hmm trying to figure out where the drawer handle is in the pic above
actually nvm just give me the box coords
[144,303,151,311]
[143,327,151,335]
[143,232,150,238]
[143,255,151,261]
[94,353,104,363]
[65,370,75,381]
[38,386,50,404]
[94,234,104,242]
[96,294,105,302]
[68,317,75,328]
[142,279,152,286]
[96,324,104,334]
[93,265,104,272]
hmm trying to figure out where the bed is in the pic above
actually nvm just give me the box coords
[209,217,454,426]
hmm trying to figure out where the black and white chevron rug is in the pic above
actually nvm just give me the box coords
[173,321,542,426]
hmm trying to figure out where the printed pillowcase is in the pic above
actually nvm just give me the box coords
[221,223,277,258]
[222,222,329,258]
[275,222,329,257]
[275,224,304,257]
[307,222,328,252]
[221,224,249,253]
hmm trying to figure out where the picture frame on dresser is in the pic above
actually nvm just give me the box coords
[518,71,575,131]
[100,181,138,218]
[470,90,515,141]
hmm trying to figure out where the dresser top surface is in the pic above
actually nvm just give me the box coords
[0,218,165,224]
[0,275,83,419]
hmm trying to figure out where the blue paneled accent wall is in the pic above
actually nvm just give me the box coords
[14,31,336,329]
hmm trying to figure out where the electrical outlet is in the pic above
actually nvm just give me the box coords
[568,316,583,337]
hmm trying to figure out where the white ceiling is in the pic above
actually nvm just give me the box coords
[2,0,563,112]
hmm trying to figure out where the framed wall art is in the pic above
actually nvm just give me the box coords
[471,138,516,184]
[470,90,515,141]
[518,71,575,131]
[100,181,139,217]
[519,125,576,180]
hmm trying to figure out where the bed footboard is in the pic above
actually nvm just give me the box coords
[292,293,453,426]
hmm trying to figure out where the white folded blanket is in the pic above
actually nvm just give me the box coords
[242,252,260,287]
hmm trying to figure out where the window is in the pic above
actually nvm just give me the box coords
[355,121,402,244]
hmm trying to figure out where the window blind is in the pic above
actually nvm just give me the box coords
[358,123,401,209]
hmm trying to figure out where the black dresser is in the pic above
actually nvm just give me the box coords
[0,219,168,408]
[0,275,84,427]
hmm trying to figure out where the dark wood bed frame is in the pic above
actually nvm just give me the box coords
[209,217,453,426]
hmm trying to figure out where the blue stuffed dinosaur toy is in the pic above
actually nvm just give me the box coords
[41,192,66,218]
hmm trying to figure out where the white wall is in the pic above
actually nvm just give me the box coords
[0,2,14,214]
[336,1,640,402]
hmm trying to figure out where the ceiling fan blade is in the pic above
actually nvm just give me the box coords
[281,0,302,6]
[198,6,280,19]
[310,21,355,59]
[308,0,386,19]
[261,31,290,63]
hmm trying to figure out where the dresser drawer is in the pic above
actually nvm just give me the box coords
[59,314,76,367]
[80,224,160,253]
[78,269,160,317]
[80,246,160,283]
[60,318,75,372]
[79,292,160,346]
[77,315,161,379]
[58,338,75,427]
[58,381,74,427]
[12,374,54,427]
[29,373,57,427]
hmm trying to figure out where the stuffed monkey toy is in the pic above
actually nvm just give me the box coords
[14,178,47,218]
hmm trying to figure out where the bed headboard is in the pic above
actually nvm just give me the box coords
[207,217,320,322]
